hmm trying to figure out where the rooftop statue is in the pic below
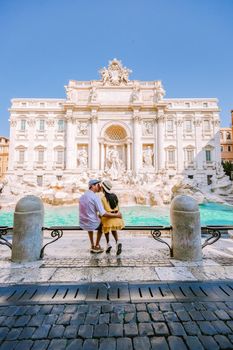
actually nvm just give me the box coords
[99,59,132,86]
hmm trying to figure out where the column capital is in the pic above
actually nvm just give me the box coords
[46,119,55,127]
[157,114,165,123]
[193,119,201,127]
[90,109,98,122]
[9,118,17,127]
[27,119,36,127]
[175,119,183,127]
[132,111,141,123]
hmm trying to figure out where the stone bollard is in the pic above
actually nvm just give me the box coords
[11,195,44,262]
[170,195,202,261]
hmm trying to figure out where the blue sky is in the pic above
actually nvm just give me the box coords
[0,0,233,137]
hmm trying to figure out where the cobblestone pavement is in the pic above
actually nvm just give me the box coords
[1,299,233,349]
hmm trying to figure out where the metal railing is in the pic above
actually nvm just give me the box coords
[1,225,232,259]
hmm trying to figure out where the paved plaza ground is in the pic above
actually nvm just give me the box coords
[0,231,233,349]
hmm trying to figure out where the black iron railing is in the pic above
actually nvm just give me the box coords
[1,225,233,259]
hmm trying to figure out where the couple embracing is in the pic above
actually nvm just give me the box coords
[79,179,124,255]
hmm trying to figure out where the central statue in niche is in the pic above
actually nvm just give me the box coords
[105,145,125,180]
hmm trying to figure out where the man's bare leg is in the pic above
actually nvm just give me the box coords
[88,231,95,249]
[95,227,103,248]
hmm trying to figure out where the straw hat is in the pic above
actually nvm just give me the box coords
[102,180,113,193]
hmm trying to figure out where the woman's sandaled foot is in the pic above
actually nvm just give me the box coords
[106,243,112,253]
[116,242,122,255]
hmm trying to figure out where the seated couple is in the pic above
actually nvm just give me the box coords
[79,179,124,254]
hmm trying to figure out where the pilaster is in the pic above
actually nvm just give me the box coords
[157,110,165,171]
[132,110,142,174]
[90,110,99,170]
[65,109,76,170]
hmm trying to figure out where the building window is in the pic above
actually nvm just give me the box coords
[185,102,190,108]
[167,120,173,132]
[57,150,64,164]
[226,132,231,140]
[58,120,64,132]
[185,120,192,132]
[20,120,26,131]
[188,175,194,179]
[168,150,175,163]
[203,102,208,108]
[205,150,211,162]
[57,175,62,181]
[38,150,44,163]
[220,132,223,140]
[221,146,224,152]
[187,149,194,163]
[37,176,43,186]
[228,145,232,152]
[39,120,45,131]
[19,150,25,162]
[204,120,210,131]
[207,175,212,185]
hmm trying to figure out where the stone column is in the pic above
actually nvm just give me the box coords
[170,194,202,261]
[46,116,56,171]
[100,142,105,170]
[133,112,142,174]
[127,142,131,170]
[175,117,183,173]
[65,111,76,170]
[157,112,165,170]
[212,116,221,164]
[8,116,17,172]
[90,111,99,170]
[194,115,204,170]
[27,116,36,171]
[153,118,157,172]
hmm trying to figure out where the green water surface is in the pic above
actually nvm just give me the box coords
[1,202,233,227]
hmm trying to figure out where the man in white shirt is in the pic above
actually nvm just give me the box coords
[79,179,122,253]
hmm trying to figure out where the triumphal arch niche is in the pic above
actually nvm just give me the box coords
[8,58,221,188]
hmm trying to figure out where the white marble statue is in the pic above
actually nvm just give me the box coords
[105,146,124,180]
[143,146,153,167]
[77,147,88,168]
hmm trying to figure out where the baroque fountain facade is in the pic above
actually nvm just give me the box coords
[2,59,232,207]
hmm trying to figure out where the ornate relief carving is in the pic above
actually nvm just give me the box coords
[175,119,183,127]
[142,121,153,136]
[27,119,36,127]
[194,119,201,127]
[99,58,132,86]
[10,118,17,127]
[46,119,55,127]
[77,121,88,135]
[89,87,98,102]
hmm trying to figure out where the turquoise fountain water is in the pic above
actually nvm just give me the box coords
[0,202,233,227]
